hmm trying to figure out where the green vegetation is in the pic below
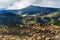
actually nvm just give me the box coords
[53,20,60,26]
[47,12,59,17]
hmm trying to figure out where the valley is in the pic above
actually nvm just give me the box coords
[0,5,60,40]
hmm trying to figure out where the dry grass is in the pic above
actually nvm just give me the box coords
[0,24,60,40]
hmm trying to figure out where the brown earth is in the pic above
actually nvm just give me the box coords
[0,24,60,40]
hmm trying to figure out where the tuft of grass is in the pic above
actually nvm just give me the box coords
[53,20,60,26]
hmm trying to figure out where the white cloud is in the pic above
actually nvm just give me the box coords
[7,0,35,10]
[0,0,60,10]
[33,0,60,8]
[7,0,60,10]
[0,0,20,10]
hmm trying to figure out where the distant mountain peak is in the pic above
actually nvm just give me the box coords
[20,5,59,15]
[28,5,34,7]
[25,5,36,9]
[29,5,33,7]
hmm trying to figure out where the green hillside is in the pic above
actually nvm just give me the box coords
[53,20,60,26]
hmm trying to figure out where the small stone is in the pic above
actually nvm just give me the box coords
[55,35,59,38]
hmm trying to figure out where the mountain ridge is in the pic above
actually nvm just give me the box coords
[0,5,60,14]
[0,5,60,25]
[20,5,59,15]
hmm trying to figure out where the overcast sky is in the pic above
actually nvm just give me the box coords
[0,0,60,10]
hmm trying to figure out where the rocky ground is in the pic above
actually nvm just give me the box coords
[0,24,60,40]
